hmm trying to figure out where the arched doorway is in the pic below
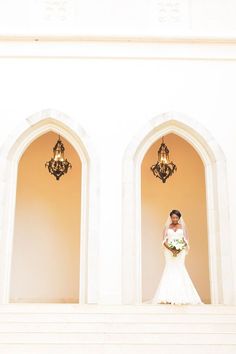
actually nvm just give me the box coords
[0,109,99,304]
[141,133,210,303]
[10,131,81,303]
[122,112,233,305]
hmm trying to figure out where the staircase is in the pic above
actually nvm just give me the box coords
[0,304,235,354]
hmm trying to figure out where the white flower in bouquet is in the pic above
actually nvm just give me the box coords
[168,237,186,256]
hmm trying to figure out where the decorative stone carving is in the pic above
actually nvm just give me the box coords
[43,0,70,22]
[150,0,190,26]
[30,0,75,25]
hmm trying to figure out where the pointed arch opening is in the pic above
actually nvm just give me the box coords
[142,133,210,303]
[122,112,233,305]
[0,109,99,304]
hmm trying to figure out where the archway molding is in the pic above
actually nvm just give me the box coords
[0,109,100,304]
[122,111,233,305]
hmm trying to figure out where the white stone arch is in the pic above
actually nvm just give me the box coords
[0,109,100,304]
[122,111,233,305]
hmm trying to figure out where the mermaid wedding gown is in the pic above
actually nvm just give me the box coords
[151,228,203,305]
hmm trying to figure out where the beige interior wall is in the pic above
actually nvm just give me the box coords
[10,131,81,303]
[141,133,210,303]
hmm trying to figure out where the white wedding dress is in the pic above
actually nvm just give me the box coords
[151,228,203,305]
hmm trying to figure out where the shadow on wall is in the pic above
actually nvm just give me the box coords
[141,133,210,304]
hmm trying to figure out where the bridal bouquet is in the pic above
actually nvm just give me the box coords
[168,237,186,257]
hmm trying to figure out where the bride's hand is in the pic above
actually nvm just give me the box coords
[172,249,181,256]
[172,249,176,256]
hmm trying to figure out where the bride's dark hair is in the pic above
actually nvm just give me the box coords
[170,209,181,218]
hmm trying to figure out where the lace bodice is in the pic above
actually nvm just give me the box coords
[167,228,184,240]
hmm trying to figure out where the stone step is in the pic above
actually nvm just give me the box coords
[0,331,235,344]
[0,344,235,354]
[1,304,235,314]
[0,321,235,333]
[0,307,235,326]
[0,304,235,353]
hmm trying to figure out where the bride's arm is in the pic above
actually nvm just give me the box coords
[162,226,179,255]
[163,237,180,255]
[163,241,171,250]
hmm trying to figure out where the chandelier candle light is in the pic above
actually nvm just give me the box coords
[150,137,177,183]
[45,135,72,180]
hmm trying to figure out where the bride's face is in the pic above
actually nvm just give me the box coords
[171,214,179,224]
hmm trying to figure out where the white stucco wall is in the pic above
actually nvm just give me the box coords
[0,0,236,304]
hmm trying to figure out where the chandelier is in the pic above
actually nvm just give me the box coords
[150,137,177,183]
[45,135,72,180]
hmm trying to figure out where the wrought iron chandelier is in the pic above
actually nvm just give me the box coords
[45,135,72,180]
[150,137,177,183]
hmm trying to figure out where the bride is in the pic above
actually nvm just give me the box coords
[151,209,203,305]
